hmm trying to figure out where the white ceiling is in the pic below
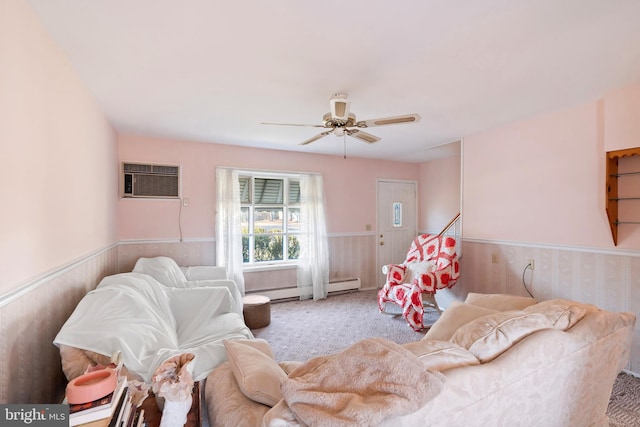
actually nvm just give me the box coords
[27,0,640,162]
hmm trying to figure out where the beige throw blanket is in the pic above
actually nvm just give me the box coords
[265,338,445,426]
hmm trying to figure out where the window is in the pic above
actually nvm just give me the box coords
[217,168,328,299]
[239,174,301,264]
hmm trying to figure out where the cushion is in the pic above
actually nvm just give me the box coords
[423,301,499,341]
[59,345,96,381]
[205,362,271,427]
[132,256,187,287]
[523,299,597,330]
[223,339,287,407]
[403,340,479,371]
[464,292,538,311]
[405,261,434,284]
[451,310,553,362]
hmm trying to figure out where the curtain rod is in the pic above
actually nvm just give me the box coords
[216,166,321,177]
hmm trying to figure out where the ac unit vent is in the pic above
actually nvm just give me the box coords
[122,162,180,198]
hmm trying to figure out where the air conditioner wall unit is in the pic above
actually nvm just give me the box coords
[122,162,180,198]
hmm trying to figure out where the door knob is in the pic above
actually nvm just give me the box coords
[380,241,385,246]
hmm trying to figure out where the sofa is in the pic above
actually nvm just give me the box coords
[205,293,636,427]
[54,257,253,383]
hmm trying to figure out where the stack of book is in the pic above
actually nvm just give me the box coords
[67,376,145,427]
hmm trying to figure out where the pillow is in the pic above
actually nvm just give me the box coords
[223,339,286,407]
[423,301,499,341]
[451,310,553,362]
[464,292,538,311]
[403,340,479,371]
[59,345,96,381]
[206,362,271,427]
[405,261,434,284]
[523,299,597,330]
[132,256,187,287]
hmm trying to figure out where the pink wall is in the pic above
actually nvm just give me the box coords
[118,134,420,239]
[463,85,640,250]
[0,0,118,293]
[604,83,640,152]
[418,155,461,233]
[463,102,609,247]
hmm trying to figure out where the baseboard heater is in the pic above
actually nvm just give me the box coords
[248,278,361,301]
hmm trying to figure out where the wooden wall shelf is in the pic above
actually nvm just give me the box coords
[606,147,640,245]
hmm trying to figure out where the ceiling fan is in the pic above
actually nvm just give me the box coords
[262,93,421,146]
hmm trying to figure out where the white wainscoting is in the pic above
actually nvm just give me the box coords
[458,239,640,375]
[327,233,378,289]
[118,239,216,272]
[120,233,380,292]
[0,245,119,404]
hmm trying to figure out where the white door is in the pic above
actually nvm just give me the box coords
[377,180,417,288]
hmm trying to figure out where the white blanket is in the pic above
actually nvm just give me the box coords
[54,273,252,382]
[133,256,244,315]
[265,338,445,426]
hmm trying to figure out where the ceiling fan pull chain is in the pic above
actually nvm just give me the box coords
[344,134,347,159]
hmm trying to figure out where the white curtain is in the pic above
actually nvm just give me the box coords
[215,168,245,295]
[296,174,329,300]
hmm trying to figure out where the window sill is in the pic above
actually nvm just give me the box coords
[243,263,298,273]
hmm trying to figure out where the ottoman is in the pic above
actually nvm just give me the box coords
[242,295,271,329]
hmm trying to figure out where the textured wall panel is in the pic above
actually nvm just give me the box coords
[117,240,215,272]
[119,234,379,292]
[459,240,640,374]
[0,246,118,404]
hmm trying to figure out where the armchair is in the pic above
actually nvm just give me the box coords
[378,234,459,331]
[132,256,243,315]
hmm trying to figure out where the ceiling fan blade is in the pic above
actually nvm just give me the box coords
[347,129,380,144]
[299,130,332,145]
[355,114,421,128]
[261,122,326,128]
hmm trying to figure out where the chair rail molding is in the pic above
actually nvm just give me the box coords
[0,243,119,308]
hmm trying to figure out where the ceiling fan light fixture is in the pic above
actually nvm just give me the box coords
[330,94,351,121]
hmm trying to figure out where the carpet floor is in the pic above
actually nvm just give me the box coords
[252,289,640,425]
[253,289,436,361]
[609,372,640,427]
